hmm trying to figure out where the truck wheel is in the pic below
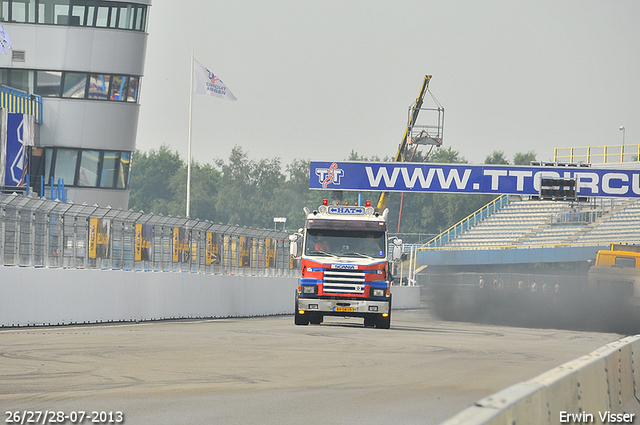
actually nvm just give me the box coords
[375,313,391,329]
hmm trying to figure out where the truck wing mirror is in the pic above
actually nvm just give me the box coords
[290,241,299,259]
[289,233,302,259]
[392,245,402,262]
[391,238,403,262]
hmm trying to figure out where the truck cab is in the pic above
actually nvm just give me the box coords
[290,200,397,329]
[587,244,640,305]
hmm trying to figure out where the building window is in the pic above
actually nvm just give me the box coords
[94,1,107,26]
[12,0,37,23]
[0,0,147,31]
[42,147,132,189]
[0,1,7,21]
[38,0,70,25]
[99,151,118,188]
[134,4,144,30]
[53,148,79,183]
[44,147,53,181]
[127,75,138,102]
[118,3,131,29]
[0,68,32,92]
[117,151,130,188]
[110,75,125,100]
[2,68,141,103]
[77,149,100,186]
[62,71,88,98]
[107,3,117,27]
[71,0,94,26]
[88,73,110,99]
[35,70,61,97]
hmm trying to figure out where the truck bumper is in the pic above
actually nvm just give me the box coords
[297,298,390,315]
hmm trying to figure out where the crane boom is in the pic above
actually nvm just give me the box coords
[376,75,442,212]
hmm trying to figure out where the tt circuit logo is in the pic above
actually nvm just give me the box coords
[315,163,344,188]
[206,68,220,85]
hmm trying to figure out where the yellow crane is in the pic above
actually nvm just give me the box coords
[376,75,444,212]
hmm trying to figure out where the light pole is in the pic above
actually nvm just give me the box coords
[619,126,626,146]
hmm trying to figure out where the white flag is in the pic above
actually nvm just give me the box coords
[0,22,12,55]
[192,59,237,101]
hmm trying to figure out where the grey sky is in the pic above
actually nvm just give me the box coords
[135,1,640,168]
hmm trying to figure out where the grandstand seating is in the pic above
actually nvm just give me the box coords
[572,200,640,244]
[445,200,567,247]
[442,197,640,248]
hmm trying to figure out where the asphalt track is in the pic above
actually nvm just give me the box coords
[0,308,622,425]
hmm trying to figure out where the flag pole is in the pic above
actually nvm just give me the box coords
[186,52,194,217]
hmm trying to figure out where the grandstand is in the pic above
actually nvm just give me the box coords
[413,194,640,290]
[575,199,640,244]
[424,142,640,252]
[439,196,640,249]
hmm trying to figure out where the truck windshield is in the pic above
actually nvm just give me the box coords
[305,229,386,259]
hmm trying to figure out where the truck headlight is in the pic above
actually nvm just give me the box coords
[302,285,317,294]
[371,288,385,297]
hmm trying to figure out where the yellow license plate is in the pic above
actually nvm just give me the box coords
[335,307,354,312]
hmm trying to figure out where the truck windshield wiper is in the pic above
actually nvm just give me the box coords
[342,252,375,260]
[307,250,338,258]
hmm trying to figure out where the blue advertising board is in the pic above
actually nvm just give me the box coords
[2,112,33,187]
[309,161,640,198]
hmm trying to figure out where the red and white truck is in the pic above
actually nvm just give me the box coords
[289,199,400,329]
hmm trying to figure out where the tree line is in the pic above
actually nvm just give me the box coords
[128,145,536,239]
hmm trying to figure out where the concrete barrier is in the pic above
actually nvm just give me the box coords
[440,335,640,425]
[391,284,421,309]
[0,267,420,327]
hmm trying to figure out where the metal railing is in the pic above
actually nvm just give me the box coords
[554,144,640,164]
[0,192,297,276]
[0,85,43,124]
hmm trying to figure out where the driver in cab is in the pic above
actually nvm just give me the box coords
[314,236,330,252]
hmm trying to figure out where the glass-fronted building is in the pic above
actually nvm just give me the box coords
[0,0,150,209]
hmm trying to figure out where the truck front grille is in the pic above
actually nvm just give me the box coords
[323,269,366,294]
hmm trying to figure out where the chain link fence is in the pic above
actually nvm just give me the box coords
[0,193,297,277]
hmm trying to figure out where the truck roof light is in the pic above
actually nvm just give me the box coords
[365,200,371,207]
[322,199,328,206]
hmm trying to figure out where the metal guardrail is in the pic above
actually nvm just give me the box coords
[554,143,640,164]
[0,85,43,124]
[0,192,297,277]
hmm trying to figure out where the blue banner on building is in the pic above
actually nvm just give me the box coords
[0,111,34,187]
[309,161,640,198]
